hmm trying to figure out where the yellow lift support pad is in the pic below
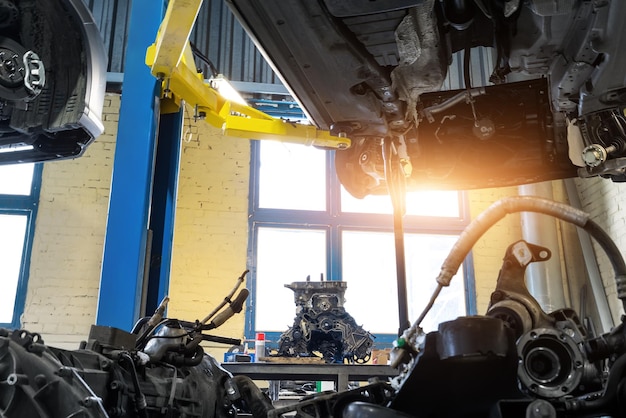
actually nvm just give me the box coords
[145,0,351,149]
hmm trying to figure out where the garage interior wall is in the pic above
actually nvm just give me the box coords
[20,92,624,356]
[21,94,121,349]
[575,177,626,324]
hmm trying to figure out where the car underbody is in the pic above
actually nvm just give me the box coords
[226,0,626,196]
[0,0,106,164]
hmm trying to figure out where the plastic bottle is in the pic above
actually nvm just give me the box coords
[255,332,265,362]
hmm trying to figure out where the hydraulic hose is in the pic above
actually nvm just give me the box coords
[585,221,626,302]
[131,317,150,335]
[201,270,249,325]
[119,353,148,418]
[420,87,486,123]
[564,353,626,413]
[134,296,170,348]
[410,196,626,339]
[208,288,250,329]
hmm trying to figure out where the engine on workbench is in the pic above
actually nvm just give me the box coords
[277,280,374,363]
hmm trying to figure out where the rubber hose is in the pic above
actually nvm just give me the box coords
[412,196,626,335]
[165,345,204,367]
[119,353,148,418]
[565,353,626,413]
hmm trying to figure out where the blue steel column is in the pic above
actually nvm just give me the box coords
[96,0,166,331]
[146,110,183,314]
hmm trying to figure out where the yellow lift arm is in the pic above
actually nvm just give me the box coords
[145,0,350,149]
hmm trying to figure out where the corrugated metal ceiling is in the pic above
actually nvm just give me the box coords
[83,0,280,86]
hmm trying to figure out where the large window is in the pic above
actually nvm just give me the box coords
[0,163,41,328]
[247,141,475,347]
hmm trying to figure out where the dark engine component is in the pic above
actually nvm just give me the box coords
[0,277,273,418]
[388,315,521,417]
[0,324,273,418]
[336,78,577,197]
[0,328,109,417]
[387,239,604,417]
[577,106,626,180]
[277,280,374,363]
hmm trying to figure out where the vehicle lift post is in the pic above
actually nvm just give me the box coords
[97,0,350,331]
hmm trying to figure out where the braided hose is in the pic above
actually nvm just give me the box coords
[409,196,626,340]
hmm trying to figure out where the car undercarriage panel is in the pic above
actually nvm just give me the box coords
[336,78,578,197]
[226,0,626,195]
[225,0,404,136]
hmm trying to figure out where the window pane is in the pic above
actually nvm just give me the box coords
[255,227,326,331]
[0,214,27,323]
[405,234,466,332]
[342,231,464,334]
[341,187,461,217]
[341,232,397,334]
[0,163,34,195]
[259,142,326,211]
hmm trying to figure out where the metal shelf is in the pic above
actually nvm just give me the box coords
[221,362,398,392]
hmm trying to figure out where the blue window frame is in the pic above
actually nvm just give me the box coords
[0,163,42,328]
[246,140,475,349]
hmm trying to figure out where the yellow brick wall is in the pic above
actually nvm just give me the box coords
[22,94,120,349]
[167,112,251,359]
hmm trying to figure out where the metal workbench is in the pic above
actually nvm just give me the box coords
[221,362,398,392]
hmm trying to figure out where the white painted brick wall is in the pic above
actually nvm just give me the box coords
[575,177,626,324]
[168,113,251,359]
[21,94,119,349]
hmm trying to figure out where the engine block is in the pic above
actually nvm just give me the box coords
[0,324,272,417]
[277,280,374,363]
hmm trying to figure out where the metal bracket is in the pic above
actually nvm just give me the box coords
[145,0,350,149]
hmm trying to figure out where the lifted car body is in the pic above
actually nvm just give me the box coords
[226,0,626,196]
[0,0,106,164]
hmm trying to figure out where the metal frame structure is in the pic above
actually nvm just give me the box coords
[144,0,350,149]
[97,0,351,331]
[222,362,397,393]
[97,0,168,331]
[0,164,42,329]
